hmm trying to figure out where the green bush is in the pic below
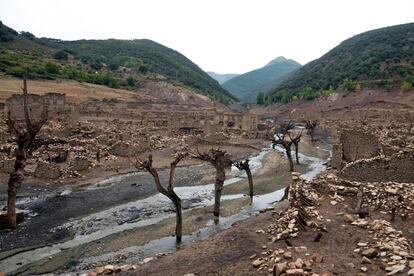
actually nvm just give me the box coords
[401,81,412,91]
[45,62,60,75]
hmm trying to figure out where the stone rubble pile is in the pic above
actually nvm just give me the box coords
[322,175,414,219]
[350,218,414,275]
[0,118,181,179]
[80,252,169,276]
[252,246,325,275]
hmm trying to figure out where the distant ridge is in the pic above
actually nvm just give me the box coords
[222,56,301,103]
[207,71,239,84]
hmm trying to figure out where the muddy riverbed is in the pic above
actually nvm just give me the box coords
[0,137,331,275]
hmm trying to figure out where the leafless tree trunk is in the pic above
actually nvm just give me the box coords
[191,148,232,221]
[233,159,254,204]
[291,132,302,165]
[272,133,294,171]
[6,77,48,229]
[135,152,188,242]
[134,152,187,242]
[305,120,318,141]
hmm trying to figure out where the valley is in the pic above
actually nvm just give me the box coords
[0,13,414,276]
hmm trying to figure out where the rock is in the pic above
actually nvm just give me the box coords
[94,267,104,274]
[386,265,405,275]
[408,268,414,275]
[87,272,97,276]
[34,161,62,179]
[398,251,409,257]
[103,264,114,272]
[360,266,367,272]
[183,274,195,276]
[274,262,287,276]
[312,253,323,263]
[285,268,304,275]
[343,214,354,223]
[142,257,154,264]
[385,188,398,195]
[361,256,372,264]
[69,156,91,171]
[409,260,414,269]
[346,263,355,268]
[357,242,368,247]
[283,252,293,259]
[390,255,402,261]
[249,254,257,260]
[252,259,264,267]
[330,200,338,206]
[294,258,304,268]
[119,265,131,271]
[362,248,378,258]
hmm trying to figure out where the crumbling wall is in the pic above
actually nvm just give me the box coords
[331,128,382,169]
[340,128,382,162]
[339,151,414,183]
[5,93,66,121]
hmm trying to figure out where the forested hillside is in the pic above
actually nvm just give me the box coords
[267,23,414,103]
[0,21,236,103]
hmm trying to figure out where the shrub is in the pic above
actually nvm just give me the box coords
[45,62,60,75]
[401,81,412,91]
[54,51,68,61]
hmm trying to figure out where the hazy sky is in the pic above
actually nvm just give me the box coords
[1,0,413,74]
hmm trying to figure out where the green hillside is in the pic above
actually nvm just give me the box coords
[267,23,414,103]
[0,21,236,103]
[222,57,301,103]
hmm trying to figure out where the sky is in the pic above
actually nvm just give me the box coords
[1,0,414,74]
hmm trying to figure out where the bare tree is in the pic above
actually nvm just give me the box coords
[272,123,302,171]
[305,120,318,141]
[191,148,232,221]
[133,152,188,242]
[272,133,295,172]
[233,159,254,204]
[291,131,303,165]
[6,77,48,229]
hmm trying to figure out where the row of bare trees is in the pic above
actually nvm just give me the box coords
[133,148,254,242]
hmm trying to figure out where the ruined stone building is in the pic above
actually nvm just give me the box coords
[5,93,67,121]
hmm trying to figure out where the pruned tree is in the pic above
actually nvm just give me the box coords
[291,130,303,165]
[133,152,188,242]
[6,77,48,229]
[233,159,254,204]
[191,148,232,221]
[305,120,318,141]
[272,123,302,171]
[272,132,294,171]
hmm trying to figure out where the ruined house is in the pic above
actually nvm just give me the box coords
[5,93,67,121]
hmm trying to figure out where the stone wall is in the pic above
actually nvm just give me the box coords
[340,129,382,162]
[5,93,66,121]
[331,128,382,169]
[339,151,414,183]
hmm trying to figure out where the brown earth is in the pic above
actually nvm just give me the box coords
[122,175,413,276]
[252,89,414,123]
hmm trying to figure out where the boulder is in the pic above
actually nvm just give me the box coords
[69,156,91,171]
[34,161,62,179]
[108,142,139,157]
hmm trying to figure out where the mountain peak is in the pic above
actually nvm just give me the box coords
[265,56,288,66]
